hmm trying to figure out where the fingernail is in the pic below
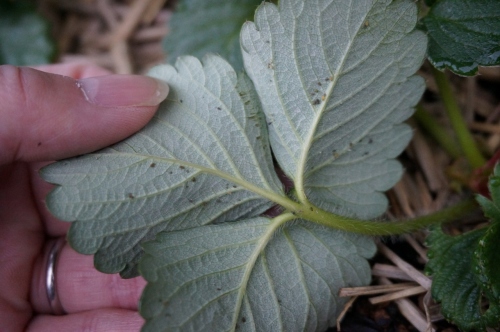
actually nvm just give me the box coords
[77,75,169,107]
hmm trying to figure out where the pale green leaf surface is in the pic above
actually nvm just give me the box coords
[42,55,283,277]
[139,217,375,332]
[164,0,262,71]
[241,0,426,219]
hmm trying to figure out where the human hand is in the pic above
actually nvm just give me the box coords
[0,63,169,331]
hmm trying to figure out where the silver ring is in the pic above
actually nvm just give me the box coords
[45,237,66,315]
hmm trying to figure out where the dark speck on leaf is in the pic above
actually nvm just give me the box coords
[180,99,183,103]
[313,99,320,105]
[179,166,185,170]
[128,193,135,199]
[363,152,369,156]
[150,163,156,168]
[368,138,373,144]
[317,82,322,86]
[217,287,221,291]
[242,317,247,323]
[191,177,196,182]
[217,107,221,110]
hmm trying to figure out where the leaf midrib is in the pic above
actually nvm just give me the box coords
[295,1,369,203]
[230,213,296,331]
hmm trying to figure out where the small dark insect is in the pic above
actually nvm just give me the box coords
[368,138,373,144]
[242,317,247,323]
[179,165,185,170]
[180,99,183,103]
[128,193,135,199]
[317,82,322,86]
[150,163,156,168]
[191,177,197,182]
[313,99,321,105]
[217,107,222,110]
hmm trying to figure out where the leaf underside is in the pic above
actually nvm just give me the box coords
[42,0,427,330]
[43,56,283,277]
[164,0,263,71]
[422,0,500,76]
[241,0,426,219]
[139,217,375,332]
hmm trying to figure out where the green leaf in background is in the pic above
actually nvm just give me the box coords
[422,0,500,76]
[241,0,426,219]
[163,0,263,71]
[42,55,283,277]
[426,227,499,332]
[427,164,500,331]
[140,216,375,332]
[475,164,500,308]
[0,0,55,65]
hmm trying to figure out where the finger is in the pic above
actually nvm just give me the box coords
[34,62,112,78]
[0,163,45,332]
[0,65,169,164]
[27,309,144,332]
[31,243,146,314]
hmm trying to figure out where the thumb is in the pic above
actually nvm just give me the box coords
[0,65,169,164]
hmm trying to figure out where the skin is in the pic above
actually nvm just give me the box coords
[0,63,168,331]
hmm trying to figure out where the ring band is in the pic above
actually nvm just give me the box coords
[45,237,66,315]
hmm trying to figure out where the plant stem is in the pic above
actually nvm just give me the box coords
[431,67,486,169]
[293,198,478,235]
[414,105,461,159]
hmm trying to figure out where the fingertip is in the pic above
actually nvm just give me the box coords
[0,66,167,163]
